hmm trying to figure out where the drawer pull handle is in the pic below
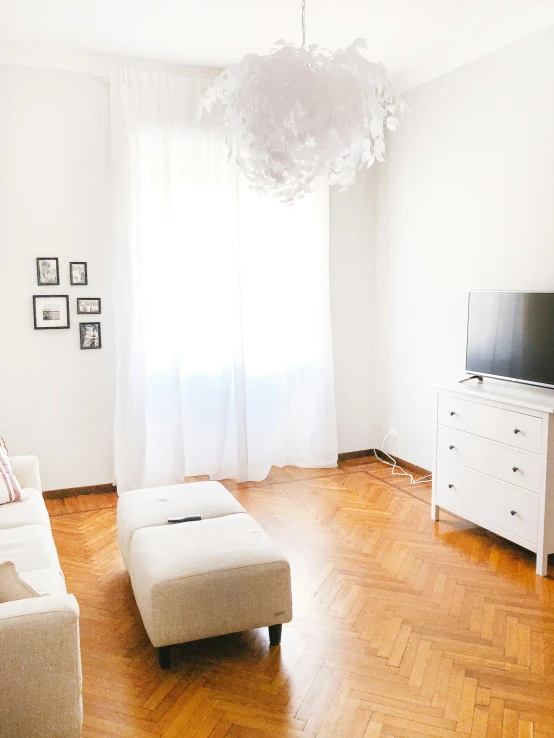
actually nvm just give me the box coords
[512,466,519,472]
[450,411,456,416]
[449,445,455,450]
[448,484,454,489]
[514,428,521,434]
[510,510,517,516]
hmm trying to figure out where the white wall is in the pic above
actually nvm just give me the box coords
[0,64,115,490]
[375,24,554,470]
[330,170,377,454]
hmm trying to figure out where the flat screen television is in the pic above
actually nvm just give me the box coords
[465,291,554,389]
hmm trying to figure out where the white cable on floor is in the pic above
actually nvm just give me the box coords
[373,429,432,486]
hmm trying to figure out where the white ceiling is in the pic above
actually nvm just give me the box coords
[2,0,554,89]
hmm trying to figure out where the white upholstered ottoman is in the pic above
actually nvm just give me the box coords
[117,482,292,668]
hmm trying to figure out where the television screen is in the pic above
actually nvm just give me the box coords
[466,292,554,389]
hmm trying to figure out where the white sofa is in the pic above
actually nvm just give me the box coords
[0,456,83,738]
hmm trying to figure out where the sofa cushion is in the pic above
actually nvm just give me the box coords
[0,441,24,505]
[0,560,40,603]
[0,524,62,575]
[117,482,246,569]
[129,513,292,647]
[20,568,67,597]
[0,489,50,530]
[10,455,42,493]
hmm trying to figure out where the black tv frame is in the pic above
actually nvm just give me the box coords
[464,290,554,391]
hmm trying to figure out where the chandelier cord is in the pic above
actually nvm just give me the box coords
[301,0,306,49]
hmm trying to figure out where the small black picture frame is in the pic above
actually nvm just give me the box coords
[33,295,70,329]
[70,262,88,286]
[80,321,101,350]
[77,298,101,314]
[36,257,59,286]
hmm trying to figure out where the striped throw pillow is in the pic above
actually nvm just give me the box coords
[0,439,23,505]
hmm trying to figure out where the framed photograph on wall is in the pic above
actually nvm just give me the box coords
[33,295,70,329]
[70,262,88,285]
[80,322,101,349]
[76,298,101,314]
[36,258,59,286]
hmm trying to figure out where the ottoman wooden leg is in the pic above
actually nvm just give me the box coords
[269,624,282,646]
[158,645,172,669]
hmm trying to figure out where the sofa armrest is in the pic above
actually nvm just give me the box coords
[10,455,42,492]
[0,595,82,738]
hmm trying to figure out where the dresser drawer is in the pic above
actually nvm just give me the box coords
[437,395,542,454]
[436,460,538,544]
[436,426,543,493]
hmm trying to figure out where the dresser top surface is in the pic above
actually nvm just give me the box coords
[433,378,554,414]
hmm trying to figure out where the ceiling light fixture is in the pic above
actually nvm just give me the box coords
[201,0,405,203]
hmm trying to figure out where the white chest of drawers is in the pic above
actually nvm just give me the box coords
[432,380,554,575]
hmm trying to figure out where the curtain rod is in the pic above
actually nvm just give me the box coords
[0,49,220,82]
[92,64,221,83]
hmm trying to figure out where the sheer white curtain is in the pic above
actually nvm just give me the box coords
[111,67,337,492]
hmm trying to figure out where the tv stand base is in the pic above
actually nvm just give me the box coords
[459,375,483,384]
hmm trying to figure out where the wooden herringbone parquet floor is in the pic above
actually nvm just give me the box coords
[46,457,554,737]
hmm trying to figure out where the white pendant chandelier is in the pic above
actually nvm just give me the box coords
[201,0,405,204]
